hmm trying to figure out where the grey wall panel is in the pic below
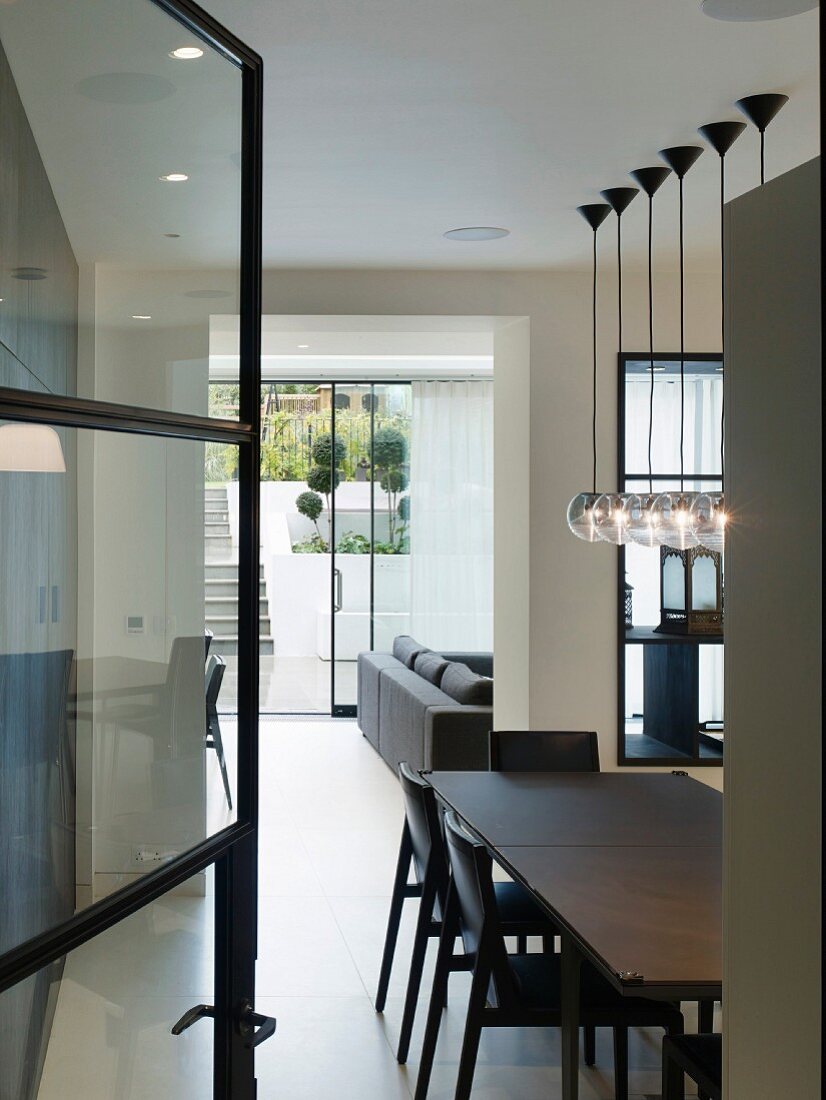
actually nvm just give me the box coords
[724,157,821,1096]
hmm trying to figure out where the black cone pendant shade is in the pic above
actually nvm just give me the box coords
[735,93,789,184]
[576,203,612,232]
[567,202,612,542]
[629,166,670,197]
[658,145,704,179]
[697,120,746,156]
[593,186,639,545]
[600,187,638,217]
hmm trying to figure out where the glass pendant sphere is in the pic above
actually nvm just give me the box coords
[689,492,727,552]
[567,492,601,542]
[594,492,632,545]
[656,491,700,550]
[627,493,662,548]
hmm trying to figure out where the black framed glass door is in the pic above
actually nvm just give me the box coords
[0,2,266,1097]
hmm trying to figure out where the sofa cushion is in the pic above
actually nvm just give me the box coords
[379,668,456,772]
[440,662,493,706]
[392,635,430,669]
[357,651,406,750]
[414,651,449,687]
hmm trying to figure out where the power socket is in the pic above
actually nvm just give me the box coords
[133,846,177,865]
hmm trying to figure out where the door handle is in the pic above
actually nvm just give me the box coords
[333,567,343,612]
[38,586,47,624]
[52,585,60,623]
[171,1004,215,1034]
[237,999,277,1049]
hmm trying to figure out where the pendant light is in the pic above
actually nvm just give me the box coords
[623,165,670,548]
[651,145,704,550]
[735,92,789,184]
[593,186,639,545]
[692,119,746,551]
[566,202,612,541]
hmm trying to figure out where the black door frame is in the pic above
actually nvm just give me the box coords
[0,2,264,1097]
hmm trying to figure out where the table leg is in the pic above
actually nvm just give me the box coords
[561,933,582,1100]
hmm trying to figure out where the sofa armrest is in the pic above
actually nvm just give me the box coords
[439,652,493,678]
[424,706,492,770]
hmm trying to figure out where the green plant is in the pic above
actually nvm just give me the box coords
[312,433,346,469]
[204,441,238,484]
[296,490,325,545]
[335,531,370,554]
[373,426,407,469]
[291,533,328,554]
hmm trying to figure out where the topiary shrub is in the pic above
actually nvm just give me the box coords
[372,426,407,469]
[311,432,346,469]
[296,489,325,547]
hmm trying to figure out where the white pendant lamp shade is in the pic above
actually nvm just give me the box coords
[702,0,817,21]
[0,423,66,472]
[567,492,602,543]
[690,491,727,552]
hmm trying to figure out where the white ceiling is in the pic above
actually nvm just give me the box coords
[1,0,820,272]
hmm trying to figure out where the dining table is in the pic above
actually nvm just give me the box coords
[424,770,723,1100]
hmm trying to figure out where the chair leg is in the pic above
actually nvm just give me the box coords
[612,1026,628,1100]
[397,872,438,1064]
[376,822,413,1012]
[415,883,458,1100]
[583,1024,596,1067]
[662,1043,685,1100]
[210,716,233,811]
[696,1000,714,1100]
[454,965,488,1100]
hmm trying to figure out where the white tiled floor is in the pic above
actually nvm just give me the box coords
[39,719,711,1098]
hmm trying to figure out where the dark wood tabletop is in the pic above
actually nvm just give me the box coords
[498,843,722,994]
[426,771,722,848]
[425,770,722,1100]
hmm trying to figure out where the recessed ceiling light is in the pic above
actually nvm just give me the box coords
[164,232,180,238]
[169,46,204,60]
[701,0,816,19]
[159,173,188,182]
[297,344,309,349]
[444,226,510,241]
[132,314,152,320]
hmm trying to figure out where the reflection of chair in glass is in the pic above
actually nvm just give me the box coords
[205,655,231,810]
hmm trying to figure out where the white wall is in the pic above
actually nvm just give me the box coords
[724,159,821,1096]
[258,267,722,781]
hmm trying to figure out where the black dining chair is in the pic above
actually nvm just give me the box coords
[413,811,684,1100]
[376,762,554,1065]
[204,628,214,660]
[489,729,600,772]
[662,1033,722,1100]
[205,655,232,810]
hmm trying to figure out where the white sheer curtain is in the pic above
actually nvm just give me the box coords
[409,381,493,651]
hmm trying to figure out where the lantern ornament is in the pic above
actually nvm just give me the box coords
[656,544,723,636]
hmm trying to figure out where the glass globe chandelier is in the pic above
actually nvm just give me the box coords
[566,202,611,541]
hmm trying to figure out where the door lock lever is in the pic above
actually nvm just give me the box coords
[238,999,277,1048]
[171,1004,215,1035]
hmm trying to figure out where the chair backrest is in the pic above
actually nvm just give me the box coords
[204,629,214,660]
[489,730,600,772]
[205,654,225,710]
[443,811,511,1007]
[398,762,444,884]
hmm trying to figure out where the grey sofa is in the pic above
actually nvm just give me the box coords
[357,636,493,773]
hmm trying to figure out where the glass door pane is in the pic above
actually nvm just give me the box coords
[330,385,373,715]
[371,385,412,653]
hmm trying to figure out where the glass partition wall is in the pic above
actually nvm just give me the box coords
[0,2,264,1097]
[618,355,725,766]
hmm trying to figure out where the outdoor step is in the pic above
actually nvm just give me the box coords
[211,636,274,657]
[205,579,267,597]
[205,562,265,579]
[205,509,229,522]
[205,522,231,535]
[206,615,272,634]
[206,597,269,617]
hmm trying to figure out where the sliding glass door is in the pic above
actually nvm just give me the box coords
[256,382,410,715]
